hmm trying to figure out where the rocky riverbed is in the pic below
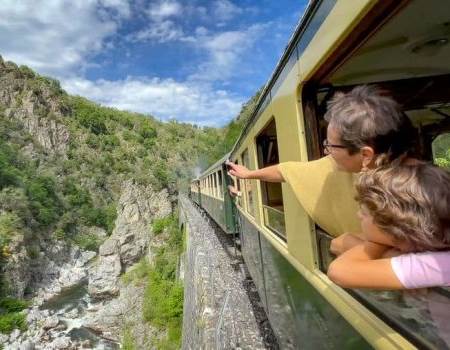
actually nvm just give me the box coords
[1,182,172,349]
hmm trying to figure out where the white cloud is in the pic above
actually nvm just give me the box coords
[127,1,185,43]
[130,20,185,43]
[0,0,129,77]
[188,24,267,82]
[146,1,183,20]
[212,0,243,24]
[62,77,244,126]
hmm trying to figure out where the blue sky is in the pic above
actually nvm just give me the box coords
[0,0,307,126]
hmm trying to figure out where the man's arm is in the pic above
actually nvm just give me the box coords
[226,161,285,182]
[327,241,404,290]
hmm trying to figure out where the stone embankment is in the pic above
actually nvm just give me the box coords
[180,196,278,350]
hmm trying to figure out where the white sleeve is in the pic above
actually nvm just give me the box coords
[391,251,450,289]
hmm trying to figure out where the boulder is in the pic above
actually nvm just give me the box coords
[42,315,59,330]
[99,238,119,256]
[88,254,121,299]
[50,336,71,349]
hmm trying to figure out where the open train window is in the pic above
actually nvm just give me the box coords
[256,118,286,240]
[433,133,450,169]
[241,149,255,217]
[302,0,450,347]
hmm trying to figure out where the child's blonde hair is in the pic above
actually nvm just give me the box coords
[356,163,450,252]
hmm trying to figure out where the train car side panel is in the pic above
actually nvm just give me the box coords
[259,232,371,349]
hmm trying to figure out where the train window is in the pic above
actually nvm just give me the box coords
[218,170,223,199]
[433,133,450,170]
[241,149,255,217]
[256,119,286,240]
[234,159,243,208]
[213,172,218,198]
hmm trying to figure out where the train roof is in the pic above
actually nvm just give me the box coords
[230,0,319,157]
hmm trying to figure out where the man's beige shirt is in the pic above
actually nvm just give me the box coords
[278,156,361,237]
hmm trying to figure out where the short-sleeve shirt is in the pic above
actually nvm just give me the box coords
[278,156,361,237]
[391,251,450,289]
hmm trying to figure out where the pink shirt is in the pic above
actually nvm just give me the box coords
[391,251,450,289]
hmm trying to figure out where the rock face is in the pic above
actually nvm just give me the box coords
[0,57,70,156]
[88,180,171,300]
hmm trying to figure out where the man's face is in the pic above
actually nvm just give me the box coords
[326,125,363,172]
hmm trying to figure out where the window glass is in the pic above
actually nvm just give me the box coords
[218,170,223,198]
[433,133,450,170]
[256,119,286,240]
[234,159,243,207]
[213,172,218,198]
[316,230,450,349]
[241,149,255,217]
[295,0,337,57]
[207,176,210,195]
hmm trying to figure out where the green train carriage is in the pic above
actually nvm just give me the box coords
[191,0,450,348]
[196,153,238,235]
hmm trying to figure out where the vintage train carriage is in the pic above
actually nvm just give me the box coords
[192,0,450,349]
[196,153,238,235]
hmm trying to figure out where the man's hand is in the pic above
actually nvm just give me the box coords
[225,160,285,182]
[226,160,251,179]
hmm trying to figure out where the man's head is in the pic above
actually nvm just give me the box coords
[356,163,450,252]
[324,85,415,172]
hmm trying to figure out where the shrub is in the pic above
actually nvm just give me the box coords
[72,233,100,252]
[0,298,29,313]
[152,216,171,236]
[100,134,120,151]
[0,312,27,333]
[138,123,157,140]
[142,214,183,348]
[26,176,61,226]
[18,65,35,79]
[122,259,149,285]
[143,269,183,327]
[0,213,21,249]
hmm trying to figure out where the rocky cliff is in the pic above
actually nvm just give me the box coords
[0,55,210,349]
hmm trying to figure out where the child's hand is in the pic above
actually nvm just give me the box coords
[330,233,364,256]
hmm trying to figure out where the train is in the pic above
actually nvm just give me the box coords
[188,0,450,349]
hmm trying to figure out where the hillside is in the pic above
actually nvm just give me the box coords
[0,55,240,349]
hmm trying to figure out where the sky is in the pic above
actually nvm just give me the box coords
[0,0,307,127]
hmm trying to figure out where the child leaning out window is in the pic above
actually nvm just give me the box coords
[327,162,450,290]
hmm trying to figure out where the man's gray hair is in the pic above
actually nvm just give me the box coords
[325,85,415,160]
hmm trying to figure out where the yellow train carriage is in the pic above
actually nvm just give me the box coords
[226,0,450,349]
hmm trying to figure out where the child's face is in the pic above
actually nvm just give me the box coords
[358,206,410,252]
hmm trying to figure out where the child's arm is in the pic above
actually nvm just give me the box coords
[327,241,404,289]
[330,233,364,256]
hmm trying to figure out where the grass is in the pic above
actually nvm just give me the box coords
[122,327,136,350]
[120,214,184,349]
[145,214,184,349]
[0,297,29,334]
[121,258,150,285]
